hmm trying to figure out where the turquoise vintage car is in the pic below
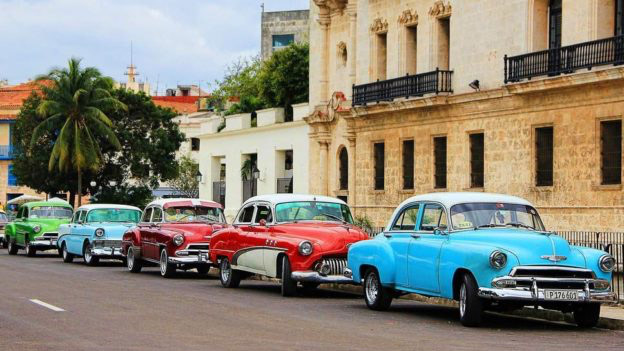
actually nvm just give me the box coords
[346,192,617,328]
[57,204,141,266]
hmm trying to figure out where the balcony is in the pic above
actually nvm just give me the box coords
[0,145,13,160]
[352,69,453,106]
[504,35,624,83]
[276,178,293,193]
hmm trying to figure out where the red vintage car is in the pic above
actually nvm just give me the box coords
[121,198,226,278]
[209,194,369,296]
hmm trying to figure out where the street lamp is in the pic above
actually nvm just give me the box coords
[90,181,97,187]
[251,165,260,197]
[252,166,260,180]
[195,170,203,183]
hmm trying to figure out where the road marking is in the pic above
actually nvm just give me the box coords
[29,299,65,312]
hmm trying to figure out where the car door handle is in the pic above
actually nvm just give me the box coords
[383,233,392,238]
[410,234,421,239]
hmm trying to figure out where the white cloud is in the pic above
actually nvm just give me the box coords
[0,0,309,93]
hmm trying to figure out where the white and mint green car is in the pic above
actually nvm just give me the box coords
[57,204,142,266]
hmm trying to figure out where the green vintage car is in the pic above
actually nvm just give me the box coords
[5,201,73,257]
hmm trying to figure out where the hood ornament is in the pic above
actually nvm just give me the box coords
[541,255,567,262]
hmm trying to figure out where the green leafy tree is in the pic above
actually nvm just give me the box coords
[168,155,200,198]
[211,56,265,115]
[257,42,309,119]
[31,58,125,206]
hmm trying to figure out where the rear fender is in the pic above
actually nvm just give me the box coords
[347,236,396,285]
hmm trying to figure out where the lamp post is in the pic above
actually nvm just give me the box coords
[195,170,203,183]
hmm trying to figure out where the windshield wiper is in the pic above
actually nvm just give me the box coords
[320,213,346,223]
[474,224,505,230]
[505,222,535,230]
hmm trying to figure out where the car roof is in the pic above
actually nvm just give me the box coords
[23,201,73,208]
[398,192,534,209]
[76,204,141,211]
[146,198,222,209]
[243,194,347,206]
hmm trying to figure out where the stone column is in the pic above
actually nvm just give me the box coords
[318,8,331,104]
[318,140,329,195]
[347,135,357,206]
[348,3,357,92]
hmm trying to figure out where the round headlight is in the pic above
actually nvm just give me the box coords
[173,234,184,246]
[599,254,616,272]
[33,225,41,233]
[95,228,105,237]
[298,240,313,256]
[489,250,507,269]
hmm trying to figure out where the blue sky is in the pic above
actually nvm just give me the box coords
[0,0,309,94]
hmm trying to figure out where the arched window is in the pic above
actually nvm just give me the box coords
[339,147,348,190]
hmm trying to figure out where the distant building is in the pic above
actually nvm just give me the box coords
[152,95,201,114]
[117,63,150,95]
[165,85,208,97]
[261,9,309,60]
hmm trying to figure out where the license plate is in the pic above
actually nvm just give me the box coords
[544,289,579,301]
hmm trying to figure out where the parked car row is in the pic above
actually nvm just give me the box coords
[2,193,618,328]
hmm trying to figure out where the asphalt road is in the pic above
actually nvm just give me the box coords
[1,250,623,351]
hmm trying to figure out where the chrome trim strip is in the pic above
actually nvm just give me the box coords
[478,287,617,303]
[291,271,355,284]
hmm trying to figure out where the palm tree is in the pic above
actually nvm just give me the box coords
[31,58,125,207]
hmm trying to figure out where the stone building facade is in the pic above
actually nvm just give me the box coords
[261,9,310,60]
[306,0,624,231]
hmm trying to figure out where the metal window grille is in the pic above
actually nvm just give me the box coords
[601,120,622,185]
[617,0,624,36]
[212,181,225,207]
[242,179,257,203]
[470,133,484,188]
[536,127,554,186]
[276,178,293,193]
[374,142,385,190]
[434,137,447,189]
[402,140,414,190]
[339,148,349,190]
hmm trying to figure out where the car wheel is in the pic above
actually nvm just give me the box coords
[7,238,18,255]
[159,249,176,278]
[196,265,210,275]
[126,247,142,273]
[219,257,241,288]
[281,256,297,297]
[459,274,483,327]
[61,243,74,263]
[573,303,600,328]
[25,242,36,257]
[83,242,99,266]
[363,268,393,311]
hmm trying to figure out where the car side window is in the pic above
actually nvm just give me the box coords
[391,204,420,231]
[420,204,448,232]
[16,207,23,219]
[72,211,81,223]
[142,208,153,223]
[23,207,29,219]
[237,205,255,223]
[152,207,163,222]
[254,205,272,223]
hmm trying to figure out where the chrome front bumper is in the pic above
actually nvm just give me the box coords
[91,247,124,257]
[169,250,211,264]
[29,238,57,248]
[291,270,355,284]
[479,276,617,303]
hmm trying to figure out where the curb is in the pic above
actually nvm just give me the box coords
[323,283,624,331]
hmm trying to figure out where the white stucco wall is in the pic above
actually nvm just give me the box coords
[197,108,310,220]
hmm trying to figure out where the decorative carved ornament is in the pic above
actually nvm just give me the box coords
[429,0,452,18]
[370,17,389,33]
[398,9,418,26]
[305,91,349,124]
[313,0,347,15]
[337,41,347,62]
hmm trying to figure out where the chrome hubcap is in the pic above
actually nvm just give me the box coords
[63,246,67,259]
[85,246,92,262]
[459,283,467,317]
[160,251,167,275]
[221,260,231,282]
[127,249,134,269]
[365,273,379,303]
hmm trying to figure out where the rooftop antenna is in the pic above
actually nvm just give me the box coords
[261,2,264,12]
[155,74,160,96]
[124,40,138,83]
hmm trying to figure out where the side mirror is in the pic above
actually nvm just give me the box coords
[258,219,267,227]
[434,226,448,235]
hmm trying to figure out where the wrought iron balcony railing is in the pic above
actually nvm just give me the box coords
[505,35,624,83]
[352,69,453,106]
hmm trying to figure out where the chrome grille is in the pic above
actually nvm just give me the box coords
[93,240,122,248]
[42,232,58,238]
[511,266,594,279]
[186,244,210,251]
[319,258,347,276]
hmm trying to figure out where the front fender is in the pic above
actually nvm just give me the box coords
[573,245,612,281]
[438,242,520,299]
[121,228,141,255]
[5,222,17,237]
[347,234,396,285]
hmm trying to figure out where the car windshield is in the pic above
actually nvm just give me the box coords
[450,203,545,231]
[274,201,354,224]
[164,206,225,223]
[86,209,141,223]
[29,206,73,219]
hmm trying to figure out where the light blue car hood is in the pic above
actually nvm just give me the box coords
[451,229,587,268]
[87,222,136,240]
